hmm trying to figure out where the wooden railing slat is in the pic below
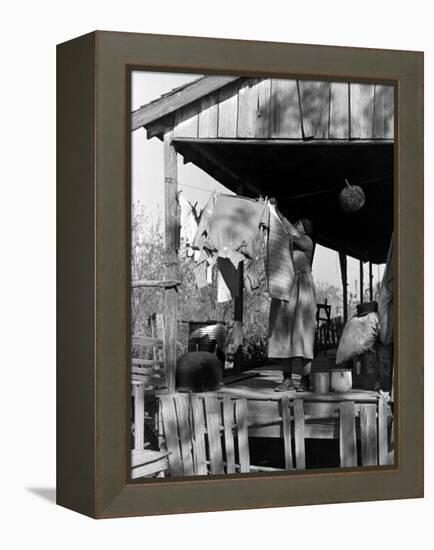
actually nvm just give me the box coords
[378,396,389,465]
[190,394,207,475]
[204,396,224,474]
[235,399,250,473]
[223,398,236,474]
[293,399,306,470]
[174,395,194,475]
[339,401,357,467]
[360,403,378,466]
[281,395,294,470]
[159,395,183,476]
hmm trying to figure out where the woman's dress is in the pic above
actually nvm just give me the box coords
[268,238,316,359]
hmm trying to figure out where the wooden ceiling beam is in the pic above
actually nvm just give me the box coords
[172,137,393,146]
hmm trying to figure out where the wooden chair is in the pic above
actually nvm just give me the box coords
[158,394,306,476]
[130,314,172,478]
[131,313,166,452]
[132,313,166,389]
[338,395,393,467]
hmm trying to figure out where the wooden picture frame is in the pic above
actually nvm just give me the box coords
[57,31,423,518]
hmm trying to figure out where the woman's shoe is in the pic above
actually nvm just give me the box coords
[275,377,295,392]
[296,375,311,392]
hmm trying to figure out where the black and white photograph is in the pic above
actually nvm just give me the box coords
[130,71,395,479]
[2,0,430,537]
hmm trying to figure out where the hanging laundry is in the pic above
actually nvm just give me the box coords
[217,267,232,303]
[193,193,269,265]
[192,249,210,289]
[244,257,260,293]
[266,204,295,302]
[192,192,217,251]
[193,260,208,289]
[378,234,394,345]
[206,263,213,284]
[192,193,269,295]
[217,257,240,301]
[180,195,199,257]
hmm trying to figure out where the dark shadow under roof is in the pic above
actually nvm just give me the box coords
[173,138,393,263]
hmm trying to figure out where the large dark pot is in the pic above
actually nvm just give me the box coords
[176,351,223,392]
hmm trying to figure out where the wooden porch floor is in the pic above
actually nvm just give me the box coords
[218,365,379,402]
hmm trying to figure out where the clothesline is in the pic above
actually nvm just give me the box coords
[179,175,393,200]
[286,175,393,201]
[179,182,231,193]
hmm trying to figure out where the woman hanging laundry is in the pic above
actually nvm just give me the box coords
[267,200,316,392]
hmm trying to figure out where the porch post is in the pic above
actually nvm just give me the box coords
[163,130,180,392]
[339,251,348,322]
[359,260,364,303]
[233,181,244,374]
[369,261,373,301]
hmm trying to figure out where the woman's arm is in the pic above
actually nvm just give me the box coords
[275,208,312,252]
[279,213,300,238]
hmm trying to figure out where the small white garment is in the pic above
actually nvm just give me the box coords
[206,264,213,284]
[180,195,199,256]
[217,269,232,303]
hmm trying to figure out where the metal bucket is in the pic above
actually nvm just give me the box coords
[313,372,330,394]
[188,321,226,364]
[330,368,353,392]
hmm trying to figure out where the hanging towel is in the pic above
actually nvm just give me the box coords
[266,204,295,302]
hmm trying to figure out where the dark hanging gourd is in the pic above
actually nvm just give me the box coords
[339,179,365,212]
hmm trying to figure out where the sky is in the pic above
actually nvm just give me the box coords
[131,71,385,295]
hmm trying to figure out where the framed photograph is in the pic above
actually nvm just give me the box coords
[57,31,423,518]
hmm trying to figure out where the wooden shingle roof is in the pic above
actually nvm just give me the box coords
[131,76,239,131]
